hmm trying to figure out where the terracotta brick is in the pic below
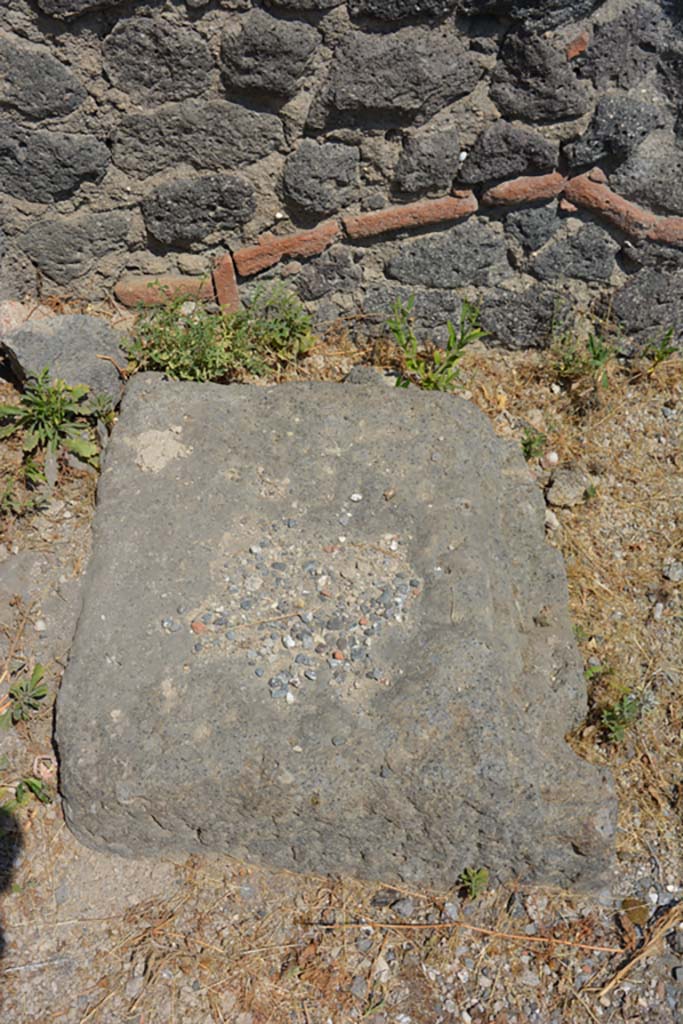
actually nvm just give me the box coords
[564,173,657,237]
[566,29,590,61]
[212,253,241,311]
[233,221,340,276]
[559,198,578,213]
[482,172,565,206]
[114,275,214,307]
[342,193,477,240]
[647,217,683,245]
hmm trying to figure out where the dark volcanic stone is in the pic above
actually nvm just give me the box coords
[577,3,670,90]
[37,0,127,14]
[611,135,683,217]
[283,140,360,216]
[141,174,255,246]
[459,122,557,185]
[386,220,508,288]
[395,129,460,194]
[506,204,558,253]
[461,0,601,30]
[1,315,126,403]
[57,374,615,892]
[297,247,363,301]
[270,0,343,7]
[480,284,564,350]
[112,100,285,176]
[532,225,619,284]
[20,212,129,285]
[612,268,683,351]
[491,33,592,124]
[0,124,109,202]
[0,35,86,119]
[564,96,666,171]
[103,17,213,103]
[309,26,483,128]
[349,0,458,17]
[220,10,319,99]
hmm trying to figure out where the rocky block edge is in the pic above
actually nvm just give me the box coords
[113,172,683,310]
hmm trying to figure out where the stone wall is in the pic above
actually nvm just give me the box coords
[1,0,682,348]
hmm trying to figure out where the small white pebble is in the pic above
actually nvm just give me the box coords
[458,150,468,162]
[285,691,296,704]
[34,619,47,632]
[350,493,363,502]
[653,602,664,621]
[389,539,398,551]
[542,450,559,469]
[550,382,561,394]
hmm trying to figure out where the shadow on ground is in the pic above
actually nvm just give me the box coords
[0,808,22,958]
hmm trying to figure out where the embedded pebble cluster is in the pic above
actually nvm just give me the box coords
[161,517,421,703]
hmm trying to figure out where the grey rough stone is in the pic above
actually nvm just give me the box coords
[491,33,591,124]
[270,0,343,7]
[564,96,666,171]
[112,100,285,176]
[576,3,670,90]
[20,212,129,286]
[532,225,619,284]
[461,0,601,30]
[394,129,460,194]
[459,122,557,185]
[363,282,460,344]
[103,17,214,104]
[0,124,109,202]
[506,204,558,253]
[56,374,615,892]
[0,35,86,119]
[611,135,683,218]
[1,315,126,403]
[220,10,319,99]
[480,284,564,350]
[141,174,255,246]
[386,220,508,288]
[546,467,590,509]
[37,0,127,14]
[611,269,683,351]
[310,26,483,128]
[283,140,359,216]
[349,0,458,17]
[297,246,362,301]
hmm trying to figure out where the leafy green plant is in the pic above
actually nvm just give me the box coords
[0,370,99,464]
[601,693,641,743]
[642,327,678,370]
[551,326,614,391]
[521,426,546,461]
[0,459,46,519]
[0,776,52,812]
[128,283,314,383]
[388,297,486,391]
[458,866,489,899]
[0,664,48,729]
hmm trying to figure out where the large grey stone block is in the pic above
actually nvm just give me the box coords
[57,375,615,892]
[103,17,214,104]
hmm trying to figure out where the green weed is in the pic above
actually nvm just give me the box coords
[642,327,678,370]
[0,458,46,519]
[0,664,48,729]
[0,776,52,812]
[388,297,486,391]
[128,283,314,383]
[601,693,641,743]
[552,327,614,391]
[521,426,546,461]
[0,370,100,465]
[458,866,489,899]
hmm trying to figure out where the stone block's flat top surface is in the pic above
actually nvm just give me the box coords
[57,375,615,891]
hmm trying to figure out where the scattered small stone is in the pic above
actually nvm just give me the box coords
[350,976,367,1001]
[391,897,414,918]
[663,561,683,583]
[34,618,47,633]
[350,493,363,502]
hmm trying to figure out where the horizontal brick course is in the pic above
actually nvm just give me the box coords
[212,254,240,310]
[233,221,340,276]
[564,172,657,237]
[647,217,683,245]
[114,275,214,307]
[342,192,477,240]
[482,172,566,206]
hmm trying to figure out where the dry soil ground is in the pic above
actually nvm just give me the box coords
[0,310,681,1024]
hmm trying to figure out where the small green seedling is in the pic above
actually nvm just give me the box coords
[0,664,48,729]
[458,866,489,899]
[388,297,486,391]
[0,458,46,519]
[643,327,678,370]
[0,776,52,812]
[521,426,547,461]
[0,369,99,464]
[601,693,641,743]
